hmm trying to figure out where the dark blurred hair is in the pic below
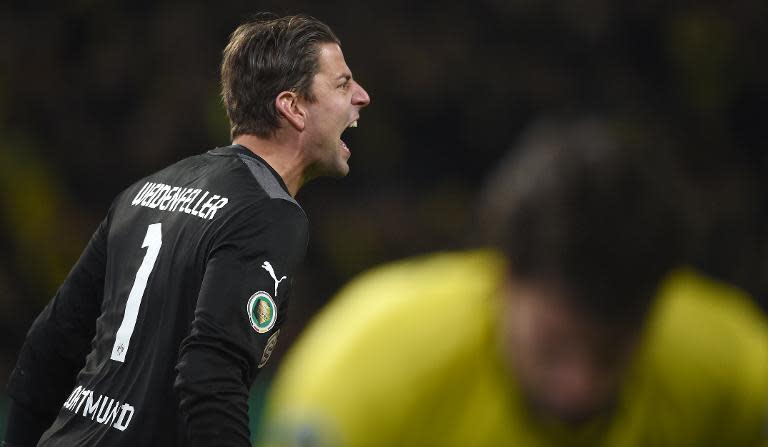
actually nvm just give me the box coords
[221,14,340,139]
[479,116,684,323]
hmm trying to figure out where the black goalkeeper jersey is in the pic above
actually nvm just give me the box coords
[7,145,309,446]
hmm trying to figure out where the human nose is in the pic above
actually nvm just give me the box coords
[352,82,371,107]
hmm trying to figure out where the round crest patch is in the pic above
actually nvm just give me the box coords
[247,291,277,334]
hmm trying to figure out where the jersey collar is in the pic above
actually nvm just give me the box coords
[209,144,292,196]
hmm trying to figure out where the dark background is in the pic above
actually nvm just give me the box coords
[1,0,767,435]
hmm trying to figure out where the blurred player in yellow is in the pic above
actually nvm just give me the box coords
[258,118,768,446]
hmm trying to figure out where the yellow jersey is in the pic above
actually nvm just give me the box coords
[259,250,768,446]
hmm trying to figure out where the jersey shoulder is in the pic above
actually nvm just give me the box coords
[624,268,768,444]
[112,145,306,230]
[136,146,301,205]
[263,250,507,445]
[644,267,768,377]
[283,249,505,376]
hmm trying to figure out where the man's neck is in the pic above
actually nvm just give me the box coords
[233,134,306,197]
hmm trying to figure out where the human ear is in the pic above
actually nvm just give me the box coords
[275,91,306,131]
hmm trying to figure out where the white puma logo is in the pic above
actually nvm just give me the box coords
[261,261,287,296]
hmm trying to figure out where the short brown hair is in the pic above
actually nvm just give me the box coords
[221,14,340,139]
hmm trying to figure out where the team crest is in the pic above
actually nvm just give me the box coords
[247,291,277,334]
[258,329,281,368]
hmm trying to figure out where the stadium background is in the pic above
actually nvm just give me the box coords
[1,0,766,437]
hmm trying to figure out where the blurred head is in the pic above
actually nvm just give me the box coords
[480,117,682,425]
[221,14,370,178]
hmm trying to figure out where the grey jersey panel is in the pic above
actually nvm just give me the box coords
[237,154,299,206]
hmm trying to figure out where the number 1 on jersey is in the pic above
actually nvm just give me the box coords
[111,223,162,362]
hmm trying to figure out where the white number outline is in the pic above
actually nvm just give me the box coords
[110,223,162,362]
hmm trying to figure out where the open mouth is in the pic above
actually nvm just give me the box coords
[340,119,359,151]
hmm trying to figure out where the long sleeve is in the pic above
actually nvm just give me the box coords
[174,199,308,446]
